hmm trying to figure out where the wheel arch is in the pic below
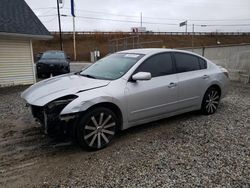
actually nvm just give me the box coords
[201,84,222,115]
[200,83,222,109]
[206,84,222,96]
[79,102,123,131]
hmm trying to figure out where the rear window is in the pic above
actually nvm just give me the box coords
[174,52,200,73]
[41,51,65,59]
[199,57,207,69]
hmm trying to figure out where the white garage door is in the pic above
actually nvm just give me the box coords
[0,38,35,87]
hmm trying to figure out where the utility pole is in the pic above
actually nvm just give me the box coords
[60,14,76,60]
[186,20,188,33]
[73,16,76,60]
[140,12,143,27]
[192,24,194,51]
[57,0,63,50]
[71,0,76,60]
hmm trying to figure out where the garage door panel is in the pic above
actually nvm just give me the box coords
[0,38,35,87]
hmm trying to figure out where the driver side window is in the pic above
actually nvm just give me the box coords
[134,53,174,78]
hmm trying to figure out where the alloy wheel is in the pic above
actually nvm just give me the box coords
[82,111,116,149]
[205,89,220,114]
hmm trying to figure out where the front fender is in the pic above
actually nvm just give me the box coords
[60,90,114,115]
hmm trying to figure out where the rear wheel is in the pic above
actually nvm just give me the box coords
[201,87,221,115]
[76,107,118,150]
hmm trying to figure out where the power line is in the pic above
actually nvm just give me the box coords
[195,24,250,27]
[65,8,140,19]
[66,8,250,22]
[38,14,57,17]
[36,7,250,22]
[75,15,178,26]
[69,15,250,27]
[43,16,57,23]
[38,8,55,16]
[43,14,250,27]
[145,17,250,22]
[149,0,250,8]
[33,7,56,10]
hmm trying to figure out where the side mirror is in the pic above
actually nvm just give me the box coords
[67,56,71,61]
[132,72,151,81]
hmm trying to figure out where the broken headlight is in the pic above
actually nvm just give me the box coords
[46,95,78,114]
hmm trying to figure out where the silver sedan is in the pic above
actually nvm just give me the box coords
[21,48,229,150]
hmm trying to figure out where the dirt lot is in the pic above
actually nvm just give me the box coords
[0,82,249,188]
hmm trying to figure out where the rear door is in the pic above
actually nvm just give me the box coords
[125,53,179,122]
[173,52,209,109]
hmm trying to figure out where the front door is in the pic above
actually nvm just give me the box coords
[125,53,178,122]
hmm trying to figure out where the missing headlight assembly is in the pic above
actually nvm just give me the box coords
[46,95,78,114]
[31,95,78,137]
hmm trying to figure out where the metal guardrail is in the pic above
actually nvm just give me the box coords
[50,31,250,36]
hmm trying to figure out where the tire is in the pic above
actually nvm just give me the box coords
[76,107,118,150]
[201,87,221,115]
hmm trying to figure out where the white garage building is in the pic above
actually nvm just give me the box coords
[0,0,52,87]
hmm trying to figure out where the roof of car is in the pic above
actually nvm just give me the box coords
[44,50,65,53]
[0,0,52,39]
[118,48,200,56]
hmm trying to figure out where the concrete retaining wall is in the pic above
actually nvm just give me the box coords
[185,44,250,83]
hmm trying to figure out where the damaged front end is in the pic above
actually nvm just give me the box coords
[30,95,79,137]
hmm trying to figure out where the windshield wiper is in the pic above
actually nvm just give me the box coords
[80,74,97,79]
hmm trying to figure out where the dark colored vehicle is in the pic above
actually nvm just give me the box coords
[36,51,70,78]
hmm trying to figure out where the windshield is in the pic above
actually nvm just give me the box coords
[80,53,144,80]
[41,51,65,59]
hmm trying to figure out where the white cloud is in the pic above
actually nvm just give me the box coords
[25,0,250,32]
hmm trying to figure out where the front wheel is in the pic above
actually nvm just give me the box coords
[201,87,221,115]
[76,107,118,150]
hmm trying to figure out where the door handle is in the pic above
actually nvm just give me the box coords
[168,82,177,88]
[202,75,209,79]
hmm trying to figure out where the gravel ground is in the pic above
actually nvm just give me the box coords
[0,82,249,188]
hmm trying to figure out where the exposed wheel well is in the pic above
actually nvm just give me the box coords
[85,102,123,130]
[208,84,221,96]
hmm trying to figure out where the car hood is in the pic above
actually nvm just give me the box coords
[21,74,110,106]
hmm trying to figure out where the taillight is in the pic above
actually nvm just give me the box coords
[220,67,229,78]
[223,71,229,78]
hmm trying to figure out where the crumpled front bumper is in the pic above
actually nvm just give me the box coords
[30,104,78,137]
